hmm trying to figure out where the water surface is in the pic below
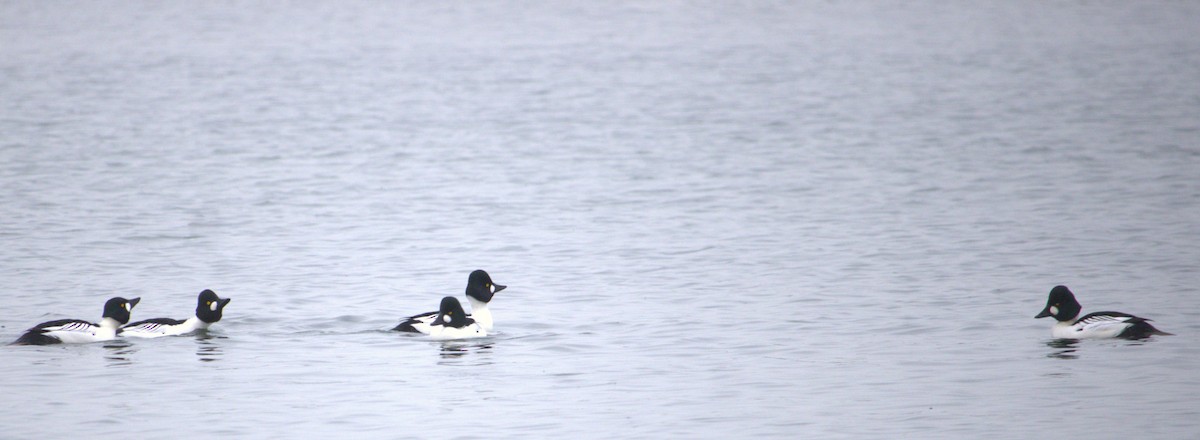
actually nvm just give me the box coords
[2,1,1199,438]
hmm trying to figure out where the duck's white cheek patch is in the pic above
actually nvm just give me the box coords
[1050,306,1059,315]
[210,302,219,311]
[124,304,131,311]
[443,315,452,323]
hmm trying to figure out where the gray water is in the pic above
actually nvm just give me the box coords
[2,1,1199,438]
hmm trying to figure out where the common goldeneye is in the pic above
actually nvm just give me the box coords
[426,296,487,340]
[120,289,231,338]
[393,270,505,334]
[12,297,141,345]
[1035,285,1171,339]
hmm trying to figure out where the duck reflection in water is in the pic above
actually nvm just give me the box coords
[1046,339,1080,359]
[194,333,226,363]
[438,341,493,365]
[103,339,137,366]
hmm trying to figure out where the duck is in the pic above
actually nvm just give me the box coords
[393,270,505,334]
[11,297,141,345]
[120,289,232,338]
[1035,285,1171,339]
[426,296,487,340]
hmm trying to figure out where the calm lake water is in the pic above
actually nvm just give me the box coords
[2,1,1199,438]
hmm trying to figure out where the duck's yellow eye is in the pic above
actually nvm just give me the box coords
[207,301,213,306]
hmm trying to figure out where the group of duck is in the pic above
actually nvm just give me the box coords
[11,275,1172,346]
[11,269,507,345]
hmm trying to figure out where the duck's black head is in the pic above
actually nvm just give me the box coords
[103,297,140,324]
[1035,285,1081,322]
[465,269,505,303]
[195,289,232,324]
[432,296,474,328]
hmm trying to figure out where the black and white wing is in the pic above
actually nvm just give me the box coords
[13,319,97,345]
[1073,312,1141,337]
[392,310,437,333]
[120,317,186,336]
[1077,311,1169,339]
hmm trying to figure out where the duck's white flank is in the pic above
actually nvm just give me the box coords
[122,317,213,338]
[1052,315,1141,339]
[42,317,123,344]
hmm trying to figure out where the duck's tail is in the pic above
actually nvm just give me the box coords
[1123,320,1173,339]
